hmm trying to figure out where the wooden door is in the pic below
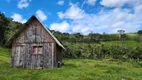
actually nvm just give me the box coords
[14,46,24,67]
[15,46,21,67]
[32,46,43,68]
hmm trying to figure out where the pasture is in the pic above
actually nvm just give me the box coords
[0,47,142,80]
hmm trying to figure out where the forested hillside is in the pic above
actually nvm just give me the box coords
[0,13,22,46]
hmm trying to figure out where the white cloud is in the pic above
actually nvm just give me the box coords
[100,0,128,7]
[134,5,142,14]
[111,21,125,28]
[49,21,70,33]
[100,0,142,8]
[57,3,85,19]
[72,24,90,35]
[11,13,26,23]
[57,0,64,5]
[36,10,47,21]
[17,0,31,9]
[86,0,96,6]
[55,3,142,34]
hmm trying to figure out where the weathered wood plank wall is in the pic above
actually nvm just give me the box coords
[11,19,59,68]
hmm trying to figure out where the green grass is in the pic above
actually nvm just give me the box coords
[102,41,142,48]
[126,33,138,37]
[0,47,142,80]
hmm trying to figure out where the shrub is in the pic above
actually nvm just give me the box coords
[128,47,142,59]
[63,42,142,60]
[138,61,142,67]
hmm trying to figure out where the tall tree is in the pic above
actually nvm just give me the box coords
[118,30,125,45]
[0,13,10,45]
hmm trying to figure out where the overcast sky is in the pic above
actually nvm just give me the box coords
[1,0,142,34]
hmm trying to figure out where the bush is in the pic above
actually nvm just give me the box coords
[138,61,142,67]
[129,47,142,59]
[109,45,129,59]
[63,42,142,60]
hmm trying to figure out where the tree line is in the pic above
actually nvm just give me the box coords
[51,30,142,44]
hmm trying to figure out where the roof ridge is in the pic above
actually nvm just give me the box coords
[34,16,66,50]
[31,15,66,50]
[6,15,66,50]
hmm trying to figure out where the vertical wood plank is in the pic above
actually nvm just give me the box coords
[51,43,54,68]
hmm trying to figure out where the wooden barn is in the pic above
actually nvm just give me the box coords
[9,15,65,68]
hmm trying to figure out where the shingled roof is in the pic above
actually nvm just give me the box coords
[7,15,65,50]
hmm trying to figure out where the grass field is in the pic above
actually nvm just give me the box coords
[126,33,139,39]
[102,41,142,48]
[0,47,142,80]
